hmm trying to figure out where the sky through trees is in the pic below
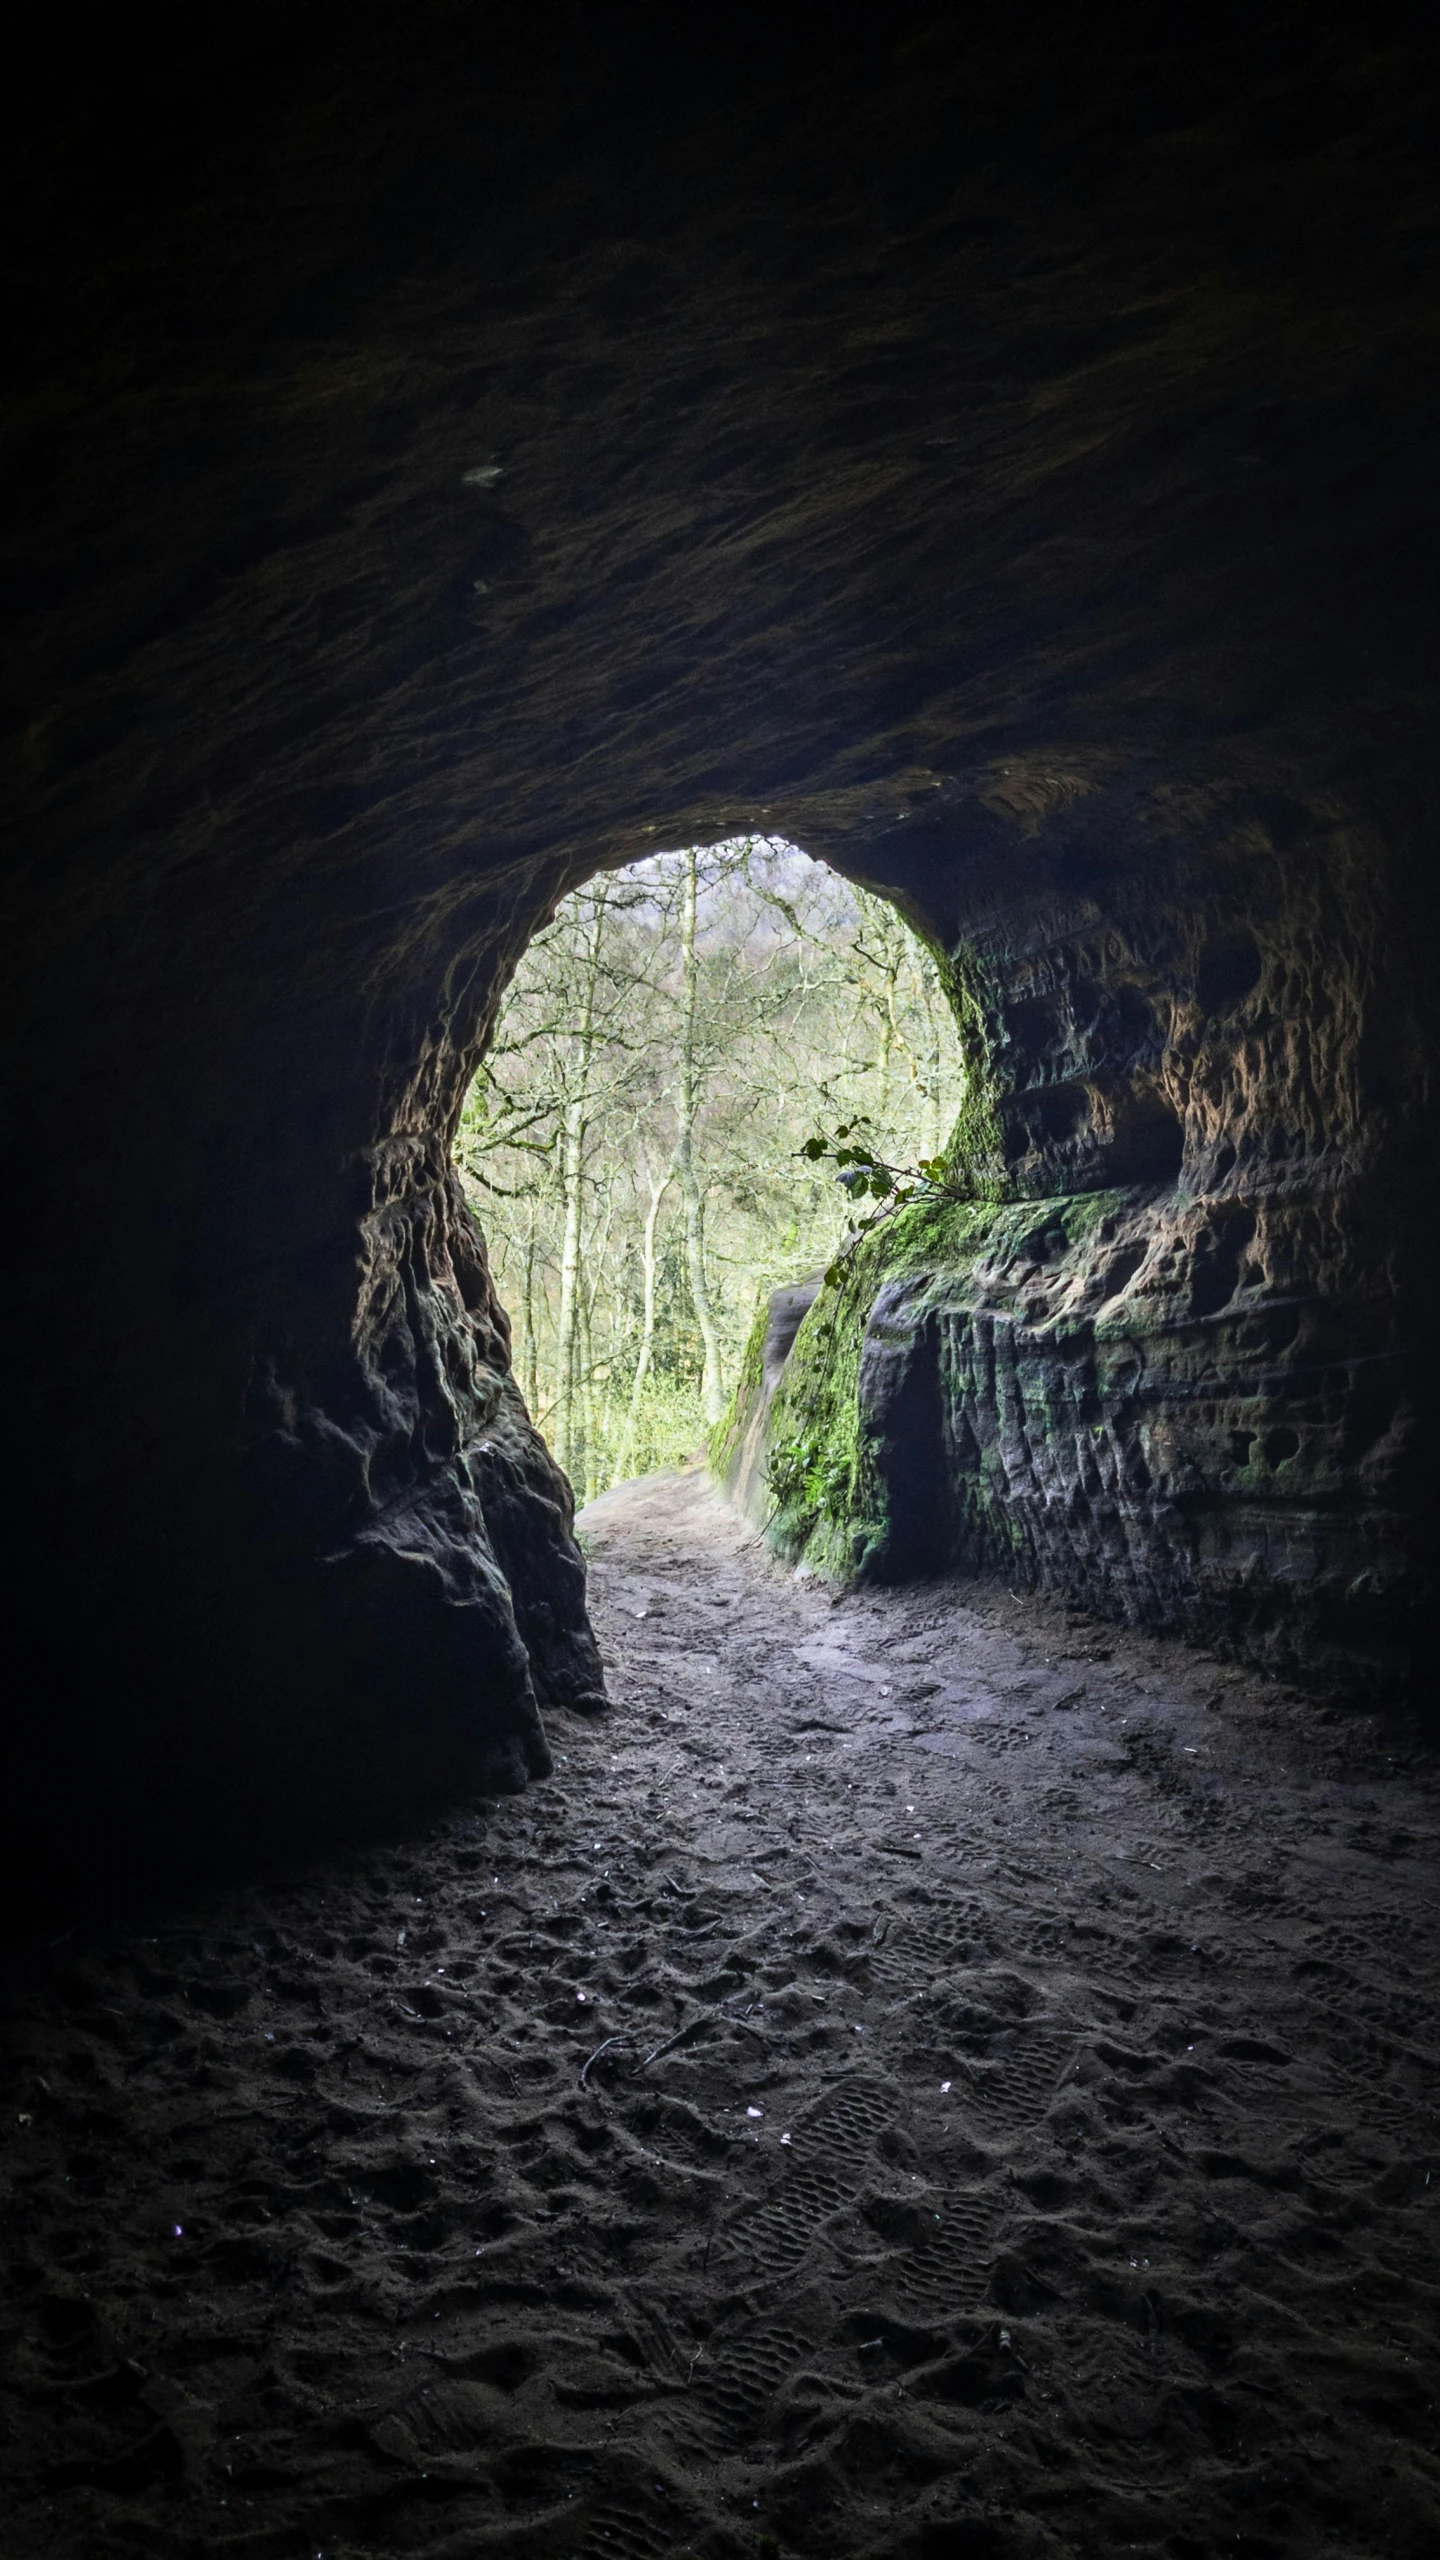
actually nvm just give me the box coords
[457,839,966,1499]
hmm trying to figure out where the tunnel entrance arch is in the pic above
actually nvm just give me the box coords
[452,835,967,1508]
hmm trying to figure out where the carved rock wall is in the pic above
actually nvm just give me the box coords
[738,775,1428,1689]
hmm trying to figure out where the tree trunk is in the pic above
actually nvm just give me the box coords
[676,845,726,1427]
[614,1166,670,1482]
[551,881,610,1477]
[579,1283,599,1501]
[553,1091,586,1475]
[519,1210,540,1415]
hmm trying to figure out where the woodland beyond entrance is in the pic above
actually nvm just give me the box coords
[458,843,965,1500]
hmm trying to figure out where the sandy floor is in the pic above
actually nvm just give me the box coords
[2,1466,1438,2559]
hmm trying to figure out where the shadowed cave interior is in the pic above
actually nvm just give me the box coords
[3,8,1440,2556]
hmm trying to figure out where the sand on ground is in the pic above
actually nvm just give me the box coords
[2,1466,1438,2559]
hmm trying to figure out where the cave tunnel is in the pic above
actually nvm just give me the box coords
[4,8,1440,2555]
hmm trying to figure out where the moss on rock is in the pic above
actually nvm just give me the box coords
[733,1150,1411,1696]
[764,1193,1007,1575]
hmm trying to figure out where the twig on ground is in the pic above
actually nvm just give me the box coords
[641,2018,707,2068]
[579,2034,633,2088]
[641,2001,768,2069]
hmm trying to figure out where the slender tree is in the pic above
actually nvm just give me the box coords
[675,844,727,1426]
[550,876,613,1473]
[518,1202,541,1415]
[613,1161,671,1482]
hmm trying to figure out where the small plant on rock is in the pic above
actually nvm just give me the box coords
[799,1120,970,1284]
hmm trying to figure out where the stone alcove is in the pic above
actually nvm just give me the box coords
[4,8,1437,1897]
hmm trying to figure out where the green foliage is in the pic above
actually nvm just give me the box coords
[797,1116,973,1286]
[610,1372,709,1482]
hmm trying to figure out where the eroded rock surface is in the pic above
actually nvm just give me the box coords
[4,12,1439,1873]
[729,789,1419,1688]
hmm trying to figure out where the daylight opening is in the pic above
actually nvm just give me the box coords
[456,839,966,1500]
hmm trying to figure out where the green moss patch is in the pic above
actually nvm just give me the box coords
[755,1186,1133,1582]
[761,1194,998,1576]
[709,1293,769,1484]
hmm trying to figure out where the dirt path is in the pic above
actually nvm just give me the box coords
[3,1468,1438,2559]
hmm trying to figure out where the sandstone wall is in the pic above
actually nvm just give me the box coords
[741,774,1425,1691]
